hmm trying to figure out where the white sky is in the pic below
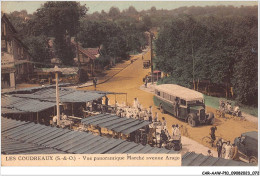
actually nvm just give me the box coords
[1,1,258,14]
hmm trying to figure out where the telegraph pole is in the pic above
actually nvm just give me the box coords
[76,40,81,83]
[150,32,154,84]
[54,65,60,126]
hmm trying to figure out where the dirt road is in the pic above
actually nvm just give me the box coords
[79,50,258,154]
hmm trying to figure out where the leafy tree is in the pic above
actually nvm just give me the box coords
[155,15,257,105]
[108,7,120,20]
[32,1,87,64]
[23,35,50,64]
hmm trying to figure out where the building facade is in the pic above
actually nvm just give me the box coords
[1,14,33,89]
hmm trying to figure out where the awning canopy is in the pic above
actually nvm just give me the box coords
[81,114,151,135]
[1,87,108,114]
[182,152,252,166]
[1,117,176,155]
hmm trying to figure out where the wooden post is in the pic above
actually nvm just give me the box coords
[125,94,128,106]
[150,32,154,84]
[72,103,74,116]
[55,70,60,126]
[115,94,117,108]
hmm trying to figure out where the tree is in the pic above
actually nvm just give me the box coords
[33,1,87,65]
[155,14,257,106]
[127,6,138,15]
[108,7,120,20]
[23,35,50,64]
[141,15,152,31]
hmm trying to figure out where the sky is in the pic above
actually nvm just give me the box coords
[1,1,258,14]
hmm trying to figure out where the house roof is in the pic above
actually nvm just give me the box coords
[2,14,31,54]
[1,14,17,34]
[85,48,100,56]
[155,84,204,101]
[71,41,97,60]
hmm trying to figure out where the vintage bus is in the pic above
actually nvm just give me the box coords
[153,84,214,127]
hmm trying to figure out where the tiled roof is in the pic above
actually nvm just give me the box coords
[71,41,97,60]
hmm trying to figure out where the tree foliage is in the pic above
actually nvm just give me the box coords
[155,15,257,105]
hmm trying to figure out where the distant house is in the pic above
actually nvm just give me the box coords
[71,40,100,77]
[1,14,34,89]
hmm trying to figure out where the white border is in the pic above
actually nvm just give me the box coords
[1,0,259,175]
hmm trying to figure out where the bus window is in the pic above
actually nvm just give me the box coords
[180,99,186,106]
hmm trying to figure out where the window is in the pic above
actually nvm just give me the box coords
[170,95,175,102]
[180,99,186,106]
[157,91,160,96]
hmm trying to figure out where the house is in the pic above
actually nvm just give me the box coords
[71,39,100,77]
[1,14,33,89]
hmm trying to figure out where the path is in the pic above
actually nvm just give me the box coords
[72,49,149,89]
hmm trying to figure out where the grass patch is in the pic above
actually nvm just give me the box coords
[204,95,258,117]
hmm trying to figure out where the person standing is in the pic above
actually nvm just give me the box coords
[133,98,139,109]
[154,112,158,122]
[174,124,181,137]
[147,106,153,120]
[145,75,148,88]
[210,126,217,146]
[162,117,167,129]
[224,141,232,159]
[172,125,176,137]
[93,77,97,90]
[216,138,223,158]
[52,115,57,127]
[105,96,109,112]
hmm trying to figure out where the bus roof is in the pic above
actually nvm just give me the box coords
[155,84,204,101]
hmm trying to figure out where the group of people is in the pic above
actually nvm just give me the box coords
[116,98,182,149]
[216,139,237,160]
[115,98,154,121]
[52,112,71,128]
[86,96,109,113]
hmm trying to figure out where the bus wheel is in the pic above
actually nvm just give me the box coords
[160,104,164,114]
[188,114,196,127]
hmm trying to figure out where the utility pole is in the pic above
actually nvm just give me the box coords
[76,40,81,83]
[192,43,195,90]
[54,65,60,126]
[150,32,154,84]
